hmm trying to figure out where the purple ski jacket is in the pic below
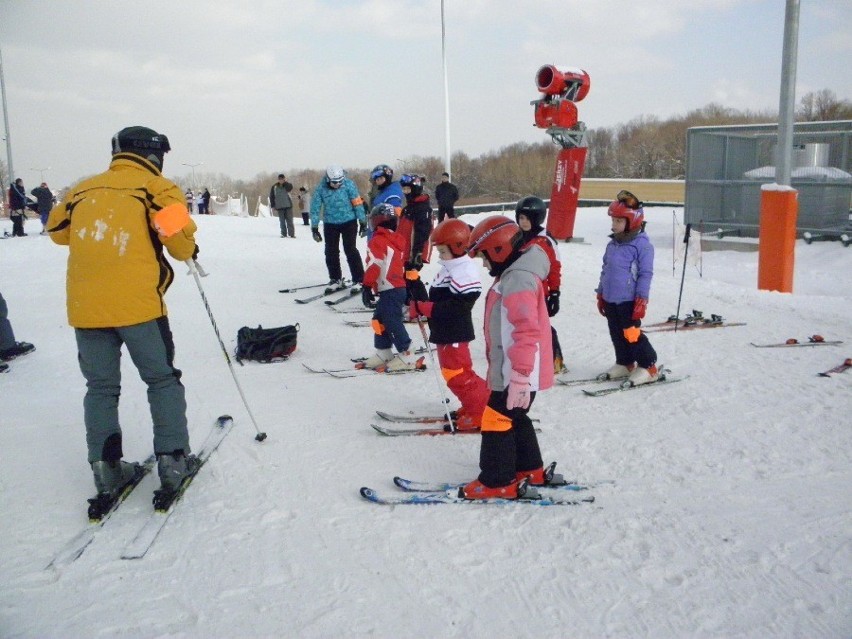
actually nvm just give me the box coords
[596,232,654,303]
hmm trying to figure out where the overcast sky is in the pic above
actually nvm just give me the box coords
[1,0,850,189]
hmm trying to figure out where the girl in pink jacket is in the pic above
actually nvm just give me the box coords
[461,216,559,500]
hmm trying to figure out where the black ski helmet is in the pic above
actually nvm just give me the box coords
[370,202,398,231]
[515,195,548,228]
[399,174,424,197]
[111,126,171,169]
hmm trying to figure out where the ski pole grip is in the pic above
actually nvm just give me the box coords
[683,223,692,243]
[185,259,209,277]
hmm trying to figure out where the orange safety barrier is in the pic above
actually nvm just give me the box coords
[758,186,798,293]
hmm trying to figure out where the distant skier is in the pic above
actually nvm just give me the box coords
[30,182,56,234]
[310,165,367,292]
[596,190,658,385]
[398,174,433,303]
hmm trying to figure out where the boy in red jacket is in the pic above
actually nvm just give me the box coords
[358,204,422,373]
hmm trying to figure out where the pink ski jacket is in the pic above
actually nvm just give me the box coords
[482,244,554,392]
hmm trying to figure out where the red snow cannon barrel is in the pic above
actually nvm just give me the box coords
[535,65,590,102]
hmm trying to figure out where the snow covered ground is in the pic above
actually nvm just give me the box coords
[1,206,850,638]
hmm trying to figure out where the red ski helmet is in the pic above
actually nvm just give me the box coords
[608,200,645,232]
[431,219,471,257]
[467,216,523,263]
[370,202,397,231]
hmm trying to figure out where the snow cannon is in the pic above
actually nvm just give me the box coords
[531,64,591,241]
[533,66,590,130]
[535,65,590,101]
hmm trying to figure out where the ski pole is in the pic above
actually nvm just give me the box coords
[673,223,691,333]
[415,316,456,433]
[185,259,267,442]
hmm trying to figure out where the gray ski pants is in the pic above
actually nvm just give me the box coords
[75,317,189,463]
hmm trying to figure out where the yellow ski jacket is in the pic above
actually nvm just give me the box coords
[48,154,197,328]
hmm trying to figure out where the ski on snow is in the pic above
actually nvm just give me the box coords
[360,481,595,506]
[46,454,158,570]
[581,369,688,397]
[818,357,852,377]
[120,415,234,560]
[279,282,329,293]
[295,282,351,304]
[557,374,625,387]
[644,320,746,334]
[750,336,842,348]
[324,288,361,306]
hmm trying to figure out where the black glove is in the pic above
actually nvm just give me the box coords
[546,290,560,317]
[311,227,323,243]
[358,221,367,238]
[192,245,200,260]
[411,253,423,269]
[361,287,376,308]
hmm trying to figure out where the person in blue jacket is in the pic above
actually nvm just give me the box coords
[367,164,404,240]
[596,190,658,386]
[310,165,368,292]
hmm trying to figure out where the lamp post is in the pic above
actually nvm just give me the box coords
[182,162,203,188]
[30,166,50,182]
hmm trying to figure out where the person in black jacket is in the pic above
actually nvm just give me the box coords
[31,182,56,234]
[198,188,211,214]
[7,179,29,237]
[434,172,459,222]
[408,219,488,430]
[269,174,294,237]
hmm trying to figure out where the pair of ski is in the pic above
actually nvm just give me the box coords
[370,410,541,437]
[818,357,852,377]
[291,281,353,304]
[302,349,430,378]
[558,366,687,397]
[47,415,234,569]
[644,318,745,333]
[361,463,600,506]
[750,335,843,348]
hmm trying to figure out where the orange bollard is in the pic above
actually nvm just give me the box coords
[757,185,798,293]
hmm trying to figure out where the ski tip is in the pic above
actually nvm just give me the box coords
[217,415,233,426]
[360,487,378,501]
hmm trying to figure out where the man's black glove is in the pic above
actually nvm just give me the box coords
[311,227,323,243]
[361,287,376,308]
[546,290,560,317]
[358,221,367,238]
[192,245,200,260]
[411,253,423,269]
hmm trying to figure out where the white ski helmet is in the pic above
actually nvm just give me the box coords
[325,165,345,186]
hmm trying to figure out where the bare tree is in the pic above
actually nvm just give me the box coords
[797,90,852,122]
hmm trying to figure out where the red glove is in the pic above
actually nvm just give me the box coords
[596,293,606,317]
[408,300,434,320]
[632,297,648,320]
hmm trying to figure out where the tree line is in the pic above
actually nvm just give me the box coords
[3,90,849,210]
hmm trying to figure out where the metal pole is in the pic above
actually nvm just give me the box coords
[776,0,800,186]
[0,44,14,182]
[441,0,452,178]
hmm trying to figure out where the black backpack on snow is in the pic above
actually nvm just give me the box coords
[235,324,299,364]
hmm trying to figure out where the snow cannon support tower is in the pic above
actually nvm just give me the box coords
[532,65,590,240]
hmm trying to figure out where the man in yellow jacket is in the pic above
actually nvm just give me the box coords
[48,126,199,513]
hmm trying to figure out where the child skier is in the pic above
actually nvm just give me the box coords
[461,216,558,500]
[596,190,658,385]
[358,203,422,373]
[398,174,433,303]
[515,195,566,374]
[408,219,489,431]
